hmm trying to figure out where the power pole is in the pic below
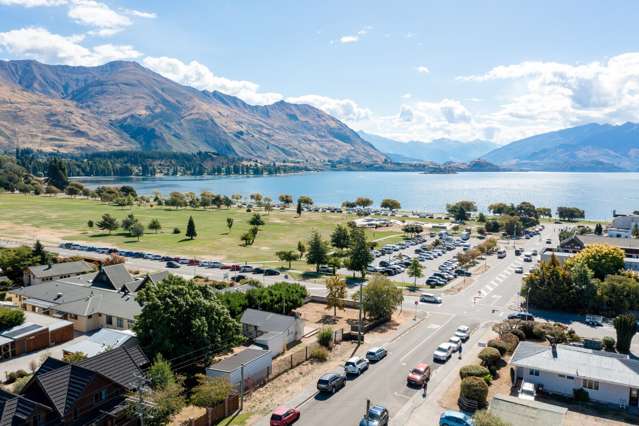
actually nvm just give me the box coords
[358,280,363,345]
[240,363,245,411]
[365,398,370,422]
[132,373,149,426]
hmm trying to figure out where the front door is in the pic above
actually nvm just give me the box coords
[630,388,639,407]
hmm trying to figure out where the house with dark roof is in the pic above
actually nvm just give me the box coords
[240,309,304,355]
[7,264,156,333]
[511,341,639,409]
[0,388,53,425]
[542,234,639,272]
[24,261,94,286]
[0,320,73,360]
[20,345,149,425]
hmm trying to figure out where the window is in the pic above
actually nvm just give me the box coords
[117,317,124,328]
[558,374,565,378]
[106,315,113,325]
[583,379,599,390]
[529,369,540,376]
[566,376,574,380]
[94,389,108,403]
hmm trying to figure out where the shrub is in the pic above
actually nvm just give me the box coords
[460,376,489,405]
[459,365,490,379]
[172,227,181,234]
[532,324,547,340]
[573,387,590,402]
[603,336,616,352]
[478,347,501,368]
[11,375,31,394]
[517,320,536,339]
[317,327,333,348]
[0,308,25,332]
[5,369,29,384]
[501,333,520,353]
[482,373,493,385]
[487,339,509,356]
[473,410,509,426]
[310,347,329,362]
[510,328,526,341]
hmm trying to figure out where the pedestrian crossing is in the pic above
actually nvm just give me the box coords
[472,261,523,303]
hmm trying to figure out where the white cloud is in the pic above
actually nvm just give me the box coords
[339,35,359,44]
[68,0,131,36]
[0,0,66,6]
[0,27,141,66]
[123,8,156,19]
[401,93,412,99]
[417,65,430,75]
[286,94,371,122]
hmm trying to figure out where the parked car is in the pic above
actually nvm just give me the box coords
[507,312,535,321]
[230,264,241,271]
[264,269,281,276]
[433,343,454,362]
[239,265,254,273]
[359,405,389,426]
[345,356,369,375]
[454,325,470,342]
[420,293,442,304]
[270,406,300,426]
[439,410,474,426]
[318,265,332,274]
[209,261,223,268]
[546,238,552,244]
[166,261,180,268]
[523,255,532,262]
[316,373,346,394]
[514,266,524,273]
[518,382,537,401]
[406,363,431,387]
[252,267,265,274]
[365,347,387,362]
[448,336,462,352]
[231,274,247,282]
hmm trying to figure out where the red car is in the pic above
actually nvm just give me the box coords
[270,406,300,426]
[230,264,241,271]
[407,362,431,387]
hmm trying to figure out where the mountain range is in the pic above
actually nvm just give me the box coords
[358,131,499,163]
[0,60,385,163]
[481,122,639,171]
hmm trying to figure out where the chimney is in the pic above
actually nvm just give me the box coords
[551,343,558,358]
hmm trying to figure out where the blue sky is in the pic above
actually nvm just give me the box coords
[2,0,639,144]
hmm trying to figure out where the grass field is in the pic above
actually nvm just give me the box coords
[0,194,403,265]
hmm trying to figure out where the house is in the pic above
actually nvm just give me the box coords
[63,328,137,358]
[24,261,94,286]
[7,264,156,332]
[542,234,639,271]
[21,344,149,425]
[240,308,304,355]
[0,388,53,425]
[489,394,567,426]
[0,319,73,360]
[511,341,639,409]
[206,348,272,389]
[607,215,639,238]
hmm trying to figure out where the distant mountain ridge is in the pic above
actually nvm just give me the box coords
[359,131,498,163]
[481,122,639,171]
[0,60,386,163]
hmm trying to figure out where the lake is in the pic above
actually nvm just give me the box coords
[74,171,639,220]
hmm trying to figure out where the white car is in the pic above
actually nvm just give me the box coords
[448,336,462,352]
[433,343,454,362]
[454,325,470,342]
[420,293,443,304]
[518,381,536,401]
[344,356,369,375]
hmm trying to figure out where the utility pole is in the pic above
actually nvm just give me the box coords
[240,363,245,411]
[358,279,364,345]
[365,398,370,422]
[132,373,148,426]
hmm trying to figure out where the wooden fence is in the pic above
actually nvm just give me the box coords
[177,395,240,426]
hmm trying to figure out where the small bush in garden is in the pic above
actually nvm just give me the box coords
[517,320,536,339]
[487,339,509,356]
[602,336,616,352]
[473,410,510,426]
[510,328,526,341]
[501,332,520,353]
[310,347,329,362]
[482,373,492,385]
[317,327,333,348]
[478,347,501,369]
[460,376,489,406]
[459,364,491,379]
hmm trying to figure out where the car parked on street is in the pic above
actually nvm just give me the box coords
[439,410,474,426]
[454,325,470,342]
[366,347,387,362]
[420,293,442,304]
[359,405,389,426]
[406,363,431,387]
[270,406,300,426]
[507,312,535,321]
[264,269,281,276]
[345,356,369,376]
[166,261,180,268]
[316,373,346,394]
[433,343,454,362]
[448,336,462,352]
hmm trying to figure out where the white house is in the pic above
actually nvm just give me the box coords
[511,342,639,410]
[240,308,305,356]
[607,215,639,238]
[206,348,273,388]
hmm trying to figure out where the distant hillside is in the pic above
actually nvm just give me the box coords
[0,60,386,163]
[359,131,498,163]
[481,122,639,171]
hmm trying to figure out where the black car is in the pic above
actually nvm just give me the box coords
[455,269,472,277]
[166,261,180,268]
[507,312,535,321]
[316,373,346,394]
[231,274,247,282]
[264,269,281,276]
[252,267,265,274]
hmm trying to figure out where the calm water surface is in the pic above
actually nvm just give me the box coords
[74,171,639,220]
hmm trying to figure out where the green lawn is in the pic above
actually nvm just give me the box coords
[0,194,399,266]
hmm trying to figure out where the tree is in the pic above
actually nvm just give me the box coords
[633,224,639,238]
[250,192,263,205]
[353,275,403,320]
[276,250,299,269]
[96,213,119,234]
[536,207,552,218]
[306,232,329,272]
[296,200,302,216]
[32,240,49,265]
[597,274,639,316]
[402,224,423,237]
[87,220,94,228]
[0,307,25,331]
[64,182,85,197]
[62,351,87,363]
[613,314,637,354]
[249,213,265,227]
[327,254,342,275]
[407,258,423,289]
[566,243,624,280]
[501,215,523,237]
[325,275,347,318]
[488,203,514,215]
[279,194,293,206]
[460,377,489,406]
[477,212,486,223]
[190,375,233,408]
[298,195,313,206]
[485,220,501,233]
[349,229,373,278]
[148,218,162,233]
[167,192,187,209]
[132,355,185,426]
[478,347,501,369]
[216,292,248,319]
[380,199,401,210]
[246,282,308,314]
[46,158,68,190]
[186,216,197,240]
[226,217,234,233]
[297,241,306,259]
[447,201,477,221]
[355,197,373,208]
[557,206,585,221]
[121,214,138,234]
[330,225,351,249]
[147,354,174,389]
[134,275,243,360]
[130,222,145,241]
[103,253,125,265]
[0,246,40,283]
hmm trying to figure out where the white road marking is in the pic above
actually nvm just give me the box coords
[399,315,455,362]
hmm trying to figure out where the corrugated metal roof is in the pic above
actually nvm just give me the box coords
[1,323,45,339]
[241,308,296,333]
[27,261,93,279]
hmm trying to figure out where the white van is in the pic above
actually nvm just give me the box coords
[497,249,507,259]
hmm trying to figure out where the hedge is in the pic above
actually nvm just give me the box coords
[459,365,491,379]
[478,347,501,368]
[602,336,616,352]
[0,308,25,332]
[501,333,520,353]
[487,339,509,356]
[460,376,489,405]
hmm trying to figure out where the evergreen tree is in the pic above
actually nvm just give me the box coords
[226,217,234,233]
[613,314,637,354]
[148,218,162,233]
[46,158,69,190]
[349,228,374,278]
[186,216,197,240]
[32,240,48,265]
[306,232,328,272]
[96,214,119,234]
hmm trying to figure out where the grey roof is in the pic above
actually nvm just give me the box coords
[0,323,45,339]
[241,308,297,333]
[511,341,639,387]
[77,345,149,388]
[64,329,135,358]
[27,261,93,279]
[489,394,566,426]
[611,215,639,231]
[0,388,51,426]
[11,279,142,320]
[577,235,639,250]
[123,271,169,293]
[91,264,134,291]
[208,348,272,373]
